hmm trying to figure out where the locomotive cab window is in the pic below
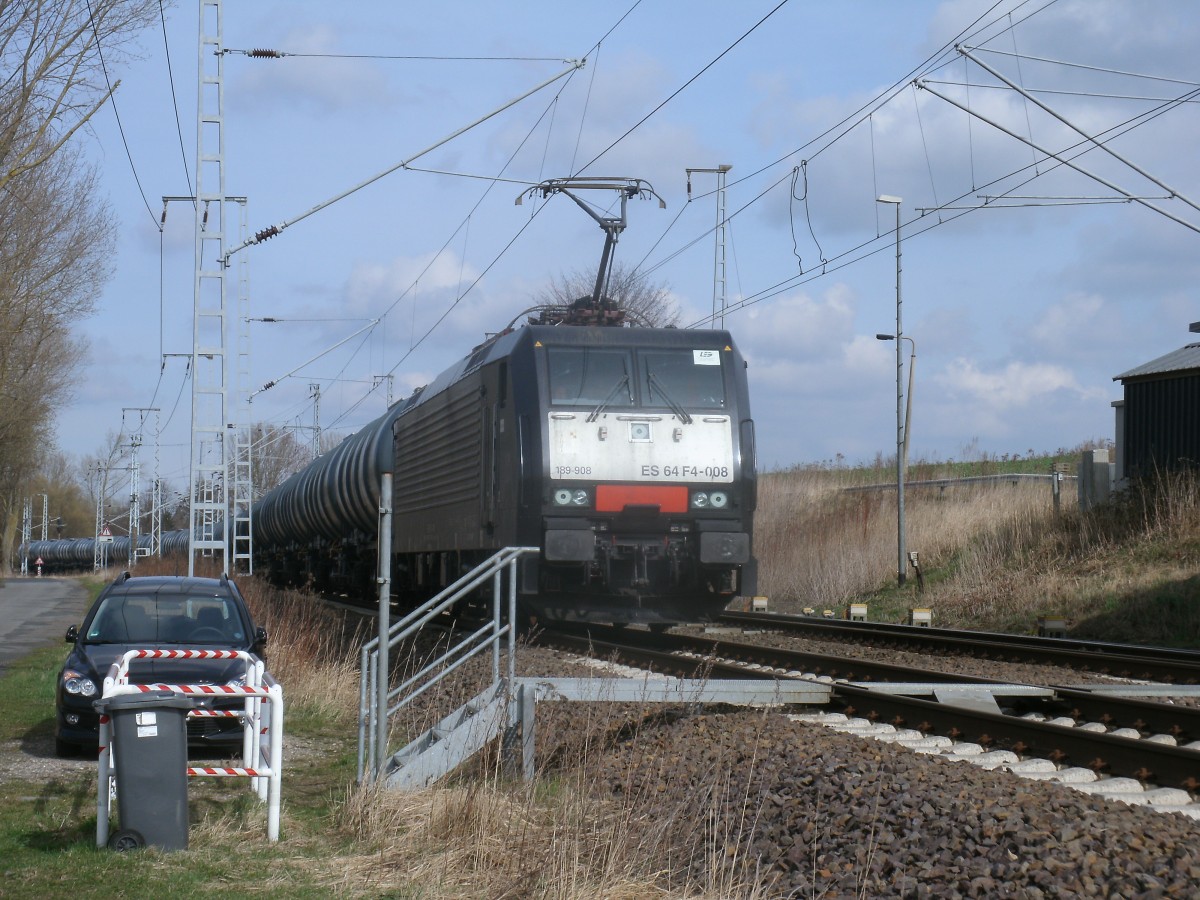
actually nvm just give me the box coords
[547,347,634,406]
[640,349,726,409]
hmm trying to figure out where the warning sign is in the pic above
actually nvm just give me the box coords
[98,525,113,544]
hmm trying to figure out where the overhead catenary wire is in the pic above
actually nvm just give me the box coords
[636,0,1196,330]
[574,0,792,175]
[157,0,193,200]
[684,76,1191,330]
[83,0,157,227]
[223,59,585,260]
[958,44,1200,216]
[628,0,1032,294]
[224,48,574,63]
[918,78,1200,234]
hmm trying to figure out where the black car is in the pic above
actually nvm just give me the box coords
[55,572,267,757]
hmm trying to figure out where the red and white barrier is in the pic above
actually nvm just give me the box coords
[95,649,284,847]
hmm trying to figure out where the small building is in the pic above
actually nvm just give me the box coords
[1112,323,1200,482]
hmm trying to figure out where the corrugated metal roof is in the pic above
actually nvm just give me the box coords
[1114,342,1200,381]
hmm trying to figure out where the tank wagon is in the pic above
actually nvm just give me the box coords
[253,309,757,624]
[24,530,190,572]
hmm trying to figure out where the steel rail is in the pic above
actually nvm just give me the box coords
[720,610,1200,682]
[536,625,1200,790]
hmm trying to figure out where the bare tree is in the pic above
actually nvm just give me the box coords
[0,0,161,567]
[249,423,317,499]
[0,141,112,565]
[23,449,91,537]
[0,0,161,190]
[535,262,681,327]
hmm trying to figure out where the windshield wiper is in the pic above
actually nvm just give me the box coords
[647,373,693,424]
[586,374,631,422]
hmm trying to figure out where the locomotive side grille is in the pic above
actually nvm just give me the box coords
[395,386,483,513]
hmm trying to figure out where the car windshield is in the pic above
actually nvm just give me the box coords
[85,592,246,645]
[640,349,726,409]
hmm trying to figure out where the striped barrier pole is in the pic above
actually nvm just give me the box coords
[96,714,112,847]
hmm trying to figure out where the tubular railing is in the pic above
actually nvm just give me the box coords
[358,546,538,782]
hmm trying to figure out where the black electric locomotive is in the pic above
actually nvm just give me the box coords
[252,305,757,624]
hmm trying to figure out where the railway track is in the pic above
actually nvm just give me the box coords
[719,609,1200,683]
[535,622,1200,798]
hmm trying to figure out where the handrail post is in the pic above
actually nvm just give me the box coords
[357,645,369,782]
[492,569,501,684]
[507,555,518,688]
[375,472,393,780]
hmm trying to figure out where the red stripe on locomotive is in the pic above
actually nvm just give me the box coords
[595,484,688,513]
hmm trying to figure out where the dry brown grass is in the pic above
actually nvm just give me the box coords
[238,579,366,723]
[755,463,1200,642]
[327,731,778,899]
[756,468,1069,611]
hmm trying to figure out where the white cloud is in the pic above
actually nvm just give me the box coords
[935,357,1103,410]
[738,284,857,360]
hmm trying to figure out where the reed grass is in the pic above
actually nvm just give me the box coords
[755,456,1200,643]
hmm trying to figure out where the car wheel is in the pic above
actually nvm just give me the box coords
[108,829,146,852]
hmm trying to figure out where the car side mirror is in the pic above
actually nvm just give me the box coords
[65,625,78,643]
[254,626,267,647]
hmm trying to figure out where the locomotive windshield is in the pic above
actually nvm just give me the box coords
[641,349,726,409]
[548,348,634,405]
[546,346,726,409]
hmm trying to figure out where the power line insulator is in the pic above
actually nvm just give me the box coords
[248,48,282,59]
[254,225,281,243]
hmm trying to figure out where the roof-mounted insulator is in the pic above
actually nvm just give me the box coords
[248,48,283,59]
[254,225,281,243]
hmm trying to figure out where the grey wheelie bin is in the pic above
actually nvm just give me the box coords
[96,691,193,851]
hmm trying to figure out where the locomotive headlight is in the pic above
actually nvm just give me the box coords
[553,489,573,506]
[709,491,728,509]
[692,492,709,508]
[571,489,589,506]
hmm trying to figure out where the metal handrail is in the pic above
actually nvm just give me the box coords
[358,546,538,782]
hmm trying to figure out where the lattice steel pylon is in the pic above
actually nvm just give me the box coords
[188,0,230,575]
[94,464,108,571]
[128,428,141,567]
[19,497,31,575]
[122,407,161,566]
[231,198,253,574]
[685,164,732,329]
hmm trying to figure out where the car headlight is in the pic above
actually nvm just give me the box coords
[692,492,709,508]
[62,670,97,697]
[709,491,728,509]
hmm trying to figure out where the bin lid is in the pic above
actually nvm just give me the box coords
[94,690,195,713]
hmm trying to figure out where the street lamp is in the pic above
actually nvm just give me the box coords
[876,194,905,586]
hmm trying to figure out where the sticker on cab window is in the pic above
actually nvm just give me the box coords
[693,349,721,366]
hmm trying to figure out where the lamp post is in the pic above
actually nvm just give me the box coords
[876,334,916,472]
[877,194,905,586]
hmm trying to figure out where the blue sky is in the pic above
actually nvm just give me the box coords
[66,0,1200,491]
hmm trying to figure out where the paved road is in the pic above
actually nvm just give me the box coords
[0,576,90,678]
